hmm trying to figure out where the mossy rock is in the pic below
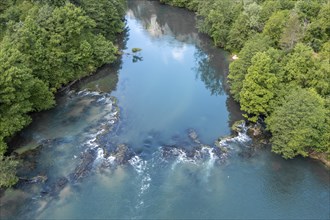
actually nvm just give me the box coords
[132,48,142,53]
[231,120,245,133]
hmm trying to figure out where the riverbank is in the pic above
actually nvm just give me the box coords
[229,120,330,168]
[159,0,330,165]
[0,0,127,188]
[309,152,330,168]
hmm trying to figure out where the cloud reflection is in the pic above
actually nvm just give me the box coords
[171,45,187,62]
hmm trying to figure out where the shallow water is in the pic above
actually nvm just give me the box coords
[2,1,329,219]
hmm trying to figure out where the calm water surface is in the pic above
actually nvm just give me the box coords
[1,1,329,219]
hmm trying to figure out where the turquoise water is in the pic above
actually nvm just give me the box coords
[1,1,329,219]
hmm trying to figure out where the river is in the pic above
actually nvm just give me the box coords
[1,1,329,219]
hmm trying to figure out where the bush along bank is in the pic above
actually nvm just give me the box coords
[160,0,330,166]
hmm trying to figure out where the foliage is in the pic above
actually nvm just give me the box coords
[266,88,327,158]
[162,0,330,159]
[160,0,199,11]
[303,2,330,52]
[279,11,303,51]
[228,34,271,101]
[77,0,126,40]
[0,155,19,187]
[197,0,242,48]
[0,0,125,187]
[239,51,279,122]
[262,10,289,47]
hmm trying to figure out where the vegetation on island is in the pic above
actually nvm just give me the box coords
[161,0,330,160]
[0,0,126,187]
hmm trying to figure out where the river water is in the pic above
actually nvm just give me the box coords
[1,1,329,219]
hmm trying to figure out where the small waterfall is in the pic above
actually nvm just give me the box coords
[160,145,223,178]
[169,148,196,170]
[218,121,251,148]
[85,128,106,149]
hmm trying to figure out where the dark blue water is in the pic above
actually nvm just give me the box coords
[1,1,329,219]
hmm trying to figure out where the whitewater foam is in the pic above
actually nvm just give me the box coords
[129,156,152,209]
[218,122,251,148]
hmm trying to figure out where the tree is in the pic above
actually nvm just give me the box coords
[197,0,242,48]
[311,42,330,96]
[0,155,19,187]
[281,43,316,87]
[0,0,13,13]
[79,0,126,40]
[227,13,257,52]
[34,0,67,6]
[239,51,279,122]
[266,88,327,158]
[262,10,289,47]
[5,3,118,90]
[303,1,330,52]
[243,1,262,32]
[279,11,303,51]
[228,34,271,101]
[259,0,282,24]
[295,0,322,22]
[0,45,54,150]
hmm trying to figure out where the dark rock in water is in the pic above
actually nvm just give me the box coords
[160,145,178,159]
[40,185,51,195]
[18,175,48,185]
[39,139,52,146]
[70,149,96,182]
[187,129,201,144]
[114,144,134,165]
[54,177,69,192]
[185,147,196,159]
[238,147,256,159]
[30,175,48,183]
[41,177,69,197]
[38,137,69,148]
[211,146,224,159]
[143,139,153,148]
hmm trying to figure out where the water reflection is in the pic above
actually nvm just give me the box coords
[127,0,200,44]
[127,0,234,124]
[194,48,224,96]
[127,1,229,93]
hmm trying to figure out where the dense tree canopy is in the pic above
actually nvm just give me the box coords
[0,0,126,187]
[266,88,327,158]
[162,0,330,160]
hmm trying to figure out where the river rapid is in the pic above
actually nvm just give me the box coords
[1,1,329,219]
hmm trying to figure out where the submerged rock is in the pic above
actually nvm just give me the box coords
[54,177,69,193]
[21,175,48,184]
[70,149,96,182]
[114,144,134,165]
[188,128,201,144]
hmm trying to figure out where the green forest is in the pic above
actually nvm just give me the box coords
[0,0,126,187]
[161,0,330,159]
[0,0,329,187]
